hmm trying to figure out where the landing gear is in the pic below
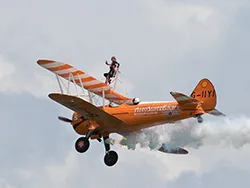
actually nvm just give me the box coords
[75,130,95,153]
[74,133,119,166]
[75,137,90,153]
[104,151,118,166]
[103,136,118,167]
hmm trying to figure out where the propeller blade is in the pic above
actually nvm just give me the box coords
[58,116,72,123]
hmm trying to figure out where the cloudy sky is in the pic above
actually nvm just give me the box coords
[1,0,250,187]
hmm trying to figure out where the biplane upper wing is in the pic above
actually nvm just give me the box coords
[37,59,133,105]
[49,93,128,131]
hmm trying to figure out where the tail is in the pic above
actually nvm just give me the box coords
[190,78,225,116]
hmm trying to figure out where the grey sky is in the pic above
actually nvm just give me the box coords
[0,0,250,187]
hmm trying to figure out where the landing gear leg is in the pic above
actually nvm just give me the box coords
[103,136,118,167]
[86,130,95,139]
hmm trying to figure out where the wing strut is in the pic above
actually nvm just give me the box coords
[112,69,120,91]
[102,89,105,109]
[88,91,93,104]
[70,72,79,96]
[56,74,63,94]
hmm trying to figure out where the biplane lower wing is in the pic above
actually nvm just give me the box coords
[49,93,128,131]
[37,60,134,105]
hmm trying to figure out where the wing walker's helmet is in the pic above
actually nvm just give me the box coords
[111,56,116,61]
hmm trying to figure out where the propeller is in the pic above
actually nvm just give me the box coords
[58,116,72,123]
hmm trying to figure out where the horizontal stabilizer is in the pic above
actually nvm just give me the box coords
[208,109,226,116]
[158,143,188,154]
[170,91,201,109]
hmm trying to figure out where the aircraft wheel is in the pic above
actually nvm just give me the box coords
[197,116,203,123]
[104,150,118,167]
[75,137,90,153]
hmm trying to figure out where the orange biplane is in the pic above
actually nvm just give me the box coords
[37,59,225,167]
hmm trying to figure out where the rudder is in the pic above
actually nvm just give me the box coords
[190,78,217,111]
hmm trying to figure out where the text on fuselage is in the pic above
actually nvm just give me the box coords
[134,104,179,115]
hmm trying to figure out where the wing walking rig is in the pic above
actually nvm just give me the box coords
[37,60,140,106]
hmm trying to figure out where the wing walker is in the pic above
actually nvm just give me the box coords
[37,58,225,167]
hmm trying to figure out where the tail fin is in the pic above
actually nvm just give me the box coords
[190,78,217,112]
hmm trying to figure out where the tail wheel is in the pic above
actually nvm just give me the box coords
[197,116,203,123]
[104,150,118,167]
[196,114,203,123]
[75,137,90,153]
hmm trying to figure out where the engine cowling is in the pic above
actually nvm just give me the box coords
[72,113,100,137]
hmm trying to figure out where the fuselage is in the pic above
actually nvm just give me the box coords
[103,101,195,132]
[71,101,200,136]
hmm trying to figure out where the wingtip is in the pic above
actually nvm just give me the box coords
[48,93,54,100]
[48,93,61,100]
[170,91,177,95]
[37,59,55,65]
[37,59,44,65]
[37,59,42,65]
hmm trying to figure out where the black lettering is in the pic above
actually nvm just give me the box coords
[208,90,212,97]
[204,91,206,98]
[197,94,201,97]
[212,90,215,97]
[201,91,204,97]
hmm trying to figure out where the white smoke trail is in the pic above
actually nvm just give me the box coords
[115,116,250,150]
